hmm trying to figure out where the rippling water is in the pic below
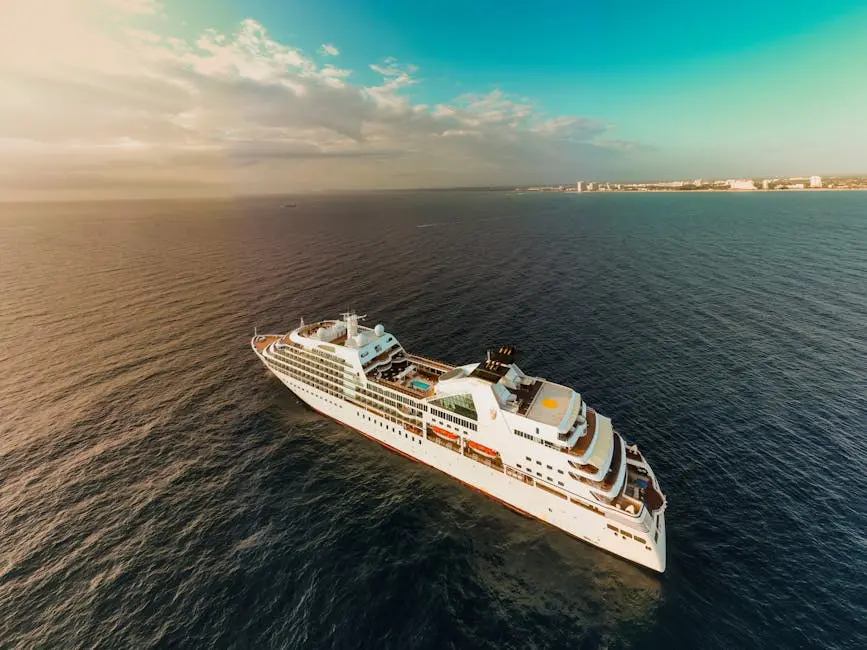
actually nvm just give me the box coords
[1,191,866,649]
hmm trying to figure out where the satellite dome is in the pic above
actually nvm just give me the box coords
[374,324,385,336]
[316,327,326,339]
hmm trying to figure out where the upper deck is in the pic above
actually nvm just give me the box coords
[525,380,574,427]
[369,353,453,398]
[297,320,347,345]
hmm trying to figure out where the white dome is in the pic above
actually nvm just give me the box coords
[316,327,326,339]
[374,324,385,336]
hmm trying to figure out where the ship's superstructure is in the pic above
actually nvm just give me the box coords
[252,313,667,571]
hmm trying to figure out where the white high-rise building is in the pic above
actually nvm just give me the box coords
[810,176,823,188]
[576,181,584,192]
[728,179,757,190]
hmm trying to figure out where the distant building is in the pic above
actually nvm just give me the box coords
[588,182,596,191]
[576,181,584,192]
[787,183,805,189]
[694,179,703,186]
[810,175,823,188]
[762,179,770,190]
[728,179,757,190]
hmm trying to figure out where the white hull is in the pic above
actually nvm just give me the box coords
[264,362,666,572]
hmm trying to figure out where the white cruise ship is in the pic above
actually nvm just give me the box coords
[252,313,667,572]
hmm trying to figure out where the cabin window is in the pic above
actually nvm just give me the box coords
[546,464,553,470]
[621,531,633,539]
[635,536,646,544]
[525,456,531,462]
[558,481,564,486]
[516,463,522,469]
[536,460,541,466]
[557,469,564,475]
[607,524,619,532]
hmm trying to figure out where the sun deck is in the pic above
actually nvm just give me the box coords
[374,375,435,398]
[369,352,448,398]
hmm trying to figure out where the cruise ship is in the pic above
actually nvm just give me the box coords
[252,313,667,572]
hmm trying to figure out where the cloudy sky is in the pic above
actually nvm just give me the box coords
[1,0,865,200]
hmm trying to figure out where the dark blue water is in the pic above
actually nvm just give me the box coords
[2,191,866,649]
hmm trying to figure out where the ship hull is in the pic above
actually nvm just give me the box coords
[260,356,666,573]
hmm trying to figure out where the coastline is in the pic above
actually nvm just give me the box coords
[517,187,867,194]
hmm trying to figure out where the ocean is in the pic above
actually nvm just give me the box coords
[1,190,865,649]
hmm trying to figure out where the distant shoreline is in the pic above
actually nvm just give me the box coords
[516,187,867,195]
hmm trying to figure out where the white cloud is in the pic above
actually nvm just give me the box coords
[0,10,638,199]
[319,43,339,56]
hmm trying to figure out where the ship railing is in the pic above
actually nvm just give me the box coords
[426,433,461,454]
[463,448,503,471]
[372,377,429,398]
[567,409,597,457]
[406,354,454,372]
[505,466,534,485]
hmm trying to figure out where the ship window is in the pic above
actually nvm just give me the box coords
[535,472,542,477]
[621,531,632,539]
[546,464,553,470]
[557,469,564,475]
[535,460,541,466]
[516,464,522,468]
[430,394,478,421]
[607,524,619,532]
[525,456,531,461]
[558,481,564,486]
[635,536,646,544]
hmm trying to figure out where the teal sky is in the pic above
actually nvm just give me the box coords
[160,0,867,177]
[1,0,865,199]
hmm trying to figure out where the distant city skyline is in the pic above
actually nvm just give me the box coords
[1,0,866,200]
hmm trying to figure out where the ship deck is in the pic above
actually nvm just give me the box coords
[253,335,280,353]
[525,380,573,426]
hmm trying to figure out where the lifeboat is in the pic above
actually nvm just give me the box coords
[467,441,499,459]
[431,425,459,442]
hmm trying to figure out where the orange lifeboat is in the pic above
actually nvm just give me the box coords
[467,441,499,459]
[431,425,459,441]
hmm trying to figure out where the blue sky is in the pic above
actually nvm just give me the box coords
[1,0,865,198]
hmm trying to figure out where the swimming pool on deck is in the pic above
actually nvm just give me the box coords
[411,379,430,391]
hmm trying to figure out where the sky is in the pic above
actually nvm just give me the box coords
[1,0,866,199]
